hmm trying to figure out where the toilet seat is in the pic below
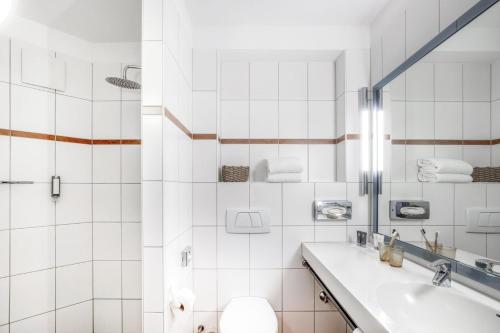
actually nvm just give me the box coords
[219,297,278,333]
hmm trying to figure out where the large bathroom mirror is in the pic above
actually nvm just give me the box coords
[373,0,500,289]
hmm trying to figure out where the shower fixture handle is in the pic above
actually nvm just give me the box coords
[123,64,141,80]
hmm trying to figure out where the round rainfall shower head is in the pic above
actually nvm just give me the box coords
[105,76,141,89]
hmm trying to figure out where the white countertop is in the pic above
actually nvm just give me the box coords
[302,242,500,333]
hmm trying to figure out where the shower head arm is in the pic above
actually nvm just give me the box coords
[123,65,142,80]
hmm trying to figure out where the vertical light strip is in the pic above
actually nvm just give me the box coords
[359,87,370,195]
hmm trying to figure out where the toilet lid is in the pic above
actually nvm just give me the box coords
[220,297,278,333]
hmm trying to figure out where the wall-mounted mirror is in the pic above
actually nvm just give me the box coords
[373,0,500,286]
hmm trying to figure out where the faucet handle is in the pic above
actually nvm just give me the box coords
[429,259,451,270]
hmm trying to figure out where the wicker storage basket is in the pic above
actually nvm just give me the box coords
[222,166,249,182]
[472,167,500,182]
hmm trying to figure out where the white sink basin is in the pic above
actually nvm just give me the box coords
[376,282,500,333]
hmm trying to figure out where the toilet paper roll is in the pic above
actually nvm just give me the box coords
[169,288,196,317]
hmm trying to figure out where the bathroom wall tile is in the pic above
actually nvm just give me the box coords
[390,101,405,140]
[193,140,218,182]
[382,12,405,77]
[405,102,434,139]
[220,144,249,167]
[143,313,163,333]
[405,63,434,101]
[434,63,462,101]
[279,101,308,139]
[422,183,454,226]
[10,269,55,322]
[193,227,216,268]
[11,226,55,275]
[0,231,8,278]
[122,145,141,183]
[142,182,162,247]
[11,183,54,228]
[93,184,121,222]
[217,227,249,268]
[315,312,345,333]
[250,101,279,138]
[463,146,491,167]
[0,278,7,325]
[279,62,307,100]
[193,183,217,226]
[308,62,334,100]
[122,300,142,333]
[56,301,93,333]
[93,63,121,101]
[435,102,462,140]
[122,184,141,222]
[250,226,282,269]
[345,48,370,94]
[279,145,308,181]
[308,101,335,139]
[282,226,314,268]
[9,312,55,333]
[142,42,163,106]
[93,145,121,183]
[345,92,360,133]
[308,145,335,182]
[283,269,314,311]
[282,311,314,333]
[220,101,249,138]
[250,144,279,182]
[347,182,369,226]
[463,63,490,102]
[56,142,92,183]
[391,182,422,200]
[143,248,163,312]
[440,0,479,30]
[121,101,141,139]
[93,223,121,260]
[405,0,439,56]
[424,225,454,248]
[250,183,282,225]
[94,261,122,299]
[487,234,500,260]
[388,73,406,102]
[217,269,249,311]
[122,223,141,260]
[493,145,500,168]
[56,95,92,138]
[193,49,217,91]
[0,83,8,130]
[93,300,122,333]
[455,183,486,226]
[335,52,346,99]
[390,145,406,182]
[492,100,500,139]
[0,36,9,83]
[193,269,217,311]
[143,0,163,40]
[142,115,163,181]
[335,94,345,136]
[250,269,283,311]
[56,223,92,266]
[217,182,249,225]
[283,183,314,225]
[193,91,217,133]
[455,226,487,256]
[463,102,490,140]
[250,62,278,100]
[406,145,434,182]
[345,140,361,183]
[122,261,141,299]
[435,145,462,160]
[56,262,92,307]
[221,62,249,100]
[57,53,92,100]
[11,85,55,134]
[315,225,347,242]
[11,137,55,182]
[315,182,346,200]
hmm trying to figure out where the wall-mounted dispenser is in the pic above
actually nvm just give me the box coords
[390,200,429,220]
[314,200,352,221]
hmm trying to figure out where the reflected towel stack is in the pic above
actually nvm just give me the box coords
[266,158,303,182]
[417,158,473,183]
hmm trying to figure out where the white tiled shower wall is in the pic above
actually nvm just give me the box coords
[0,33,141,332]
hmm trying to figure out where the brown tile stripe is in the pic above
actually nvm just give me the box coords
[392,139,496,145]
[192,133,217,140]
[164,107,193,139]
[218,136,351,144]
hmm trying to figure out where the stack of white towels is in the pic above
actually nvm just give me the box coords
[266,157,303,182]
[417,158,473,183]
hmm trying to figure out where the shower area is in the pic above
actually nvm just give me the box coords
[0,1,142,332]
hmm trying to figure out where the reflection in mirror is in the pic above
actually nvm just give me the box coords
[379,1,500,276]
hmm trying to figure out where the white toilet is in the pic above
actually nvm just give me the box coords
[219,297,278,333]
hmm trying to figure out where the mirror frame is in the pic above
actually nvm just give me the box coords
[371,0,500,296]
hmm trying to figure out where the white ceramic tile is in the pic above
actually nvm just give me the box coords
[122,300,142,333]
[11,85,55,134]
[93,300,122,333]
[0,36,9,83]
[390,101,405,139]
[56,301,93,333]
[493,145,500,167]
[193,140,217,182]
[220,101,249,138]
[308,62,334,100]
[11,137,55,182]
[11,226,55,275]
[122,145,141,183]
[283,183,314,225]
[250,269,283,311]
[93,101,121,139]
[93,63,121,101]
[143,0,163,40]
[440,0,478,30]
[217,227,249,268]
[142,42,163,106]
[434,63,462,101]
[279,101,308,139]
[283,269,314,311]
[435,102,462,140]
[193,49,217,91]
[193,183,217,226]
[455,226,487,256]
[0,231,8,278]
[405,102,434,139]
[217,182,249,225]
[0,82,8,129]
[193,227,216,268]
[122,261,141,299]
[406,63,434,101]
[405,0,439,56]
[193,91,217,133]
[344,92,360,133]
[279,62,307,100]
[0,278,7,325]
[250,144,279,181]
[315,225,347,242]
[492,100,500,139]
[143,247,163,312]
[11,183,54,228]
[143,313,163,333]
[345,142,360,182]
[143,114,163,181]
[163,50,179,113]
[335,53,346,99]
[336,141,346,182]
[55,184,91,225]
[250,183,282,225]
[391,182,423,200]
[422,183,454,226]
[487,233,500,260]
[250,101,279,138]
[250,62,278,100]
[335,94,345,136]
[93,145,121,183]
[347,182,369,226]
[122,184,141,222]
[250,226,282,269]
[93,184,121,222]
[93,223,121,260]
[122,223,141,260]
[382,12,405,77]
[463,102,490,140]
[220,144,249,167]
[193,269,217,311]
[308,101,335,139]
[435,145,462,160]
[9,312,55,333]
[10,269,55,321]
[279,145,308,182]
[455,183,486,226]
[221,62,249,100]
[56,142,92,183]
[282,226,314,268]
[315,312,346,333]
[122,101,141,138]
[56,262,92,307]
[55,95,92,138]
[94,261,121,299]
[463,63,491,102]
[56,54,92,100]
[463,146,491,167]
[283,311,314,333]
[217,269,249,310]
[56,223,92,266]
[308,145,335,182]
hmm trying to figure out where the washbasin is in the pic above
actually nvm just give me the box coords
[376,282,500,333]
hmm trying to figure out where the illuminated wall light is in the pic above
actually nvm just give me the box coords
[377,109,384,172]
[0,0,12,24]
[358,87,370,195]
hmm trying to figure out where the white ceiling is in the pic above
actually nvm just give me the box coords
[185,0,390,27]
[12,0,141,43]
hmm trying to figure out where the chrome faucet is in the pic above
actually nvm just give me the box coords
[475,258,500,276]
[429,259,451,287]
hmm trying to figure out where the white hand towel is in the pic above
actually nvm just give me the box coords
[417,158,473,175]
[418,172,473,183]
[266,158,303,174]
[267,173,302,183]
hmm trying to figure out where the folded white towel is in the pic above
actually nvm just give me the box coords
[418,172,473,183]
[417,158,473,175]
[266,158,303,174]
[267,173,302,183]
